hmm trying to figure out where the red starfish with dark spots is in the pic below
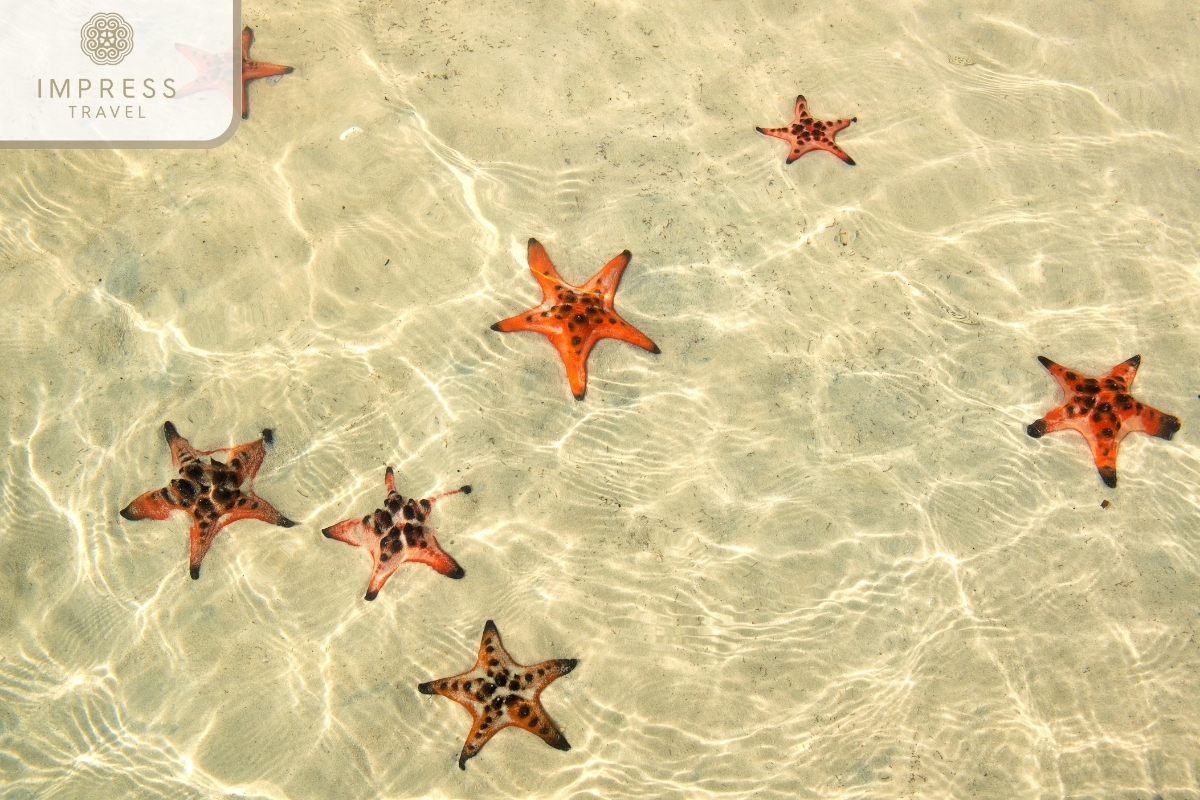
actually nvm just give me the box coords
[757,95,857,165]
[491,238,660,400]
[120,422,296,579]
[239,27,293,119]
[419,620,577,770]
[1027,355,1181,488]
[321,467,470,601]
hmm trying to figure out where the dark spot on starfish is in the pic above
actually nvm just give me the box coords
[489,659,499,667]
[509,679,521,690]
[1064,371,1077,380]
[196,497,216,517]
[420,499,431,512]
[518,704,531,718]
[571,336,581,345]
[183,463,204,482]
[451,681,459,690]
[537,668,545,676]
[485,645,494,653]
[1101,428,1114,438]
[198,519,209,529]
[386,496,402,513]
[171,479,197,504]
[567,322,575,332]
[1105,380,1121,391]
[540,726,551,735]
[526,315,533,322]
[380,552,390,562]
[529,715,539,727]
[402,505,415,520]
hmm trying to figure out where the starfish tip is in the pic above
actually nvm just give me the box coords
[189,566,201,580]
[551,738,571,752]
[320,526,334,538]
[650,344,662,355]
[528,237,540,247]
[446,565,466,580]
[261,428,275,445]
[417,681,436,695]
[460,484,472,494]
[241,111,249,120]
[458,758,468,770]
[277,517,297,528]
[163,421,180,439]
[754,126,765,133]
[573,390,586,401]
[119,505,136,521]
[621,249,632,260]
[561,658,579,673]
[1036,355,1053,368]
[364,590,379,601]
[1099,467,1118,488]
[1127,354,1142,367]
[1160,415,1182,440]
[843,156,857,166]
[1026,420,1047,438]
[490,322,502,332]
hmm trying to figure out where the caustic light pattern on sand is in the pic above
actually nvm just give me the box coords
[419,620,577,769]
[492,238,660,400]
[756,95,857,165]
[322,467,470,600]
[1026,355,1181,488]
[119,422,296,579]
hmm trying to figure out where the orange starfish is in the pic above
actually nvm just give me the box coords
[491,238,660,400]
[120,422,296,579]
[756,95,857,165]
[321,467,469,600]
[239,27,293,119]
[419,620,577,769]
[1027,355,1181,488]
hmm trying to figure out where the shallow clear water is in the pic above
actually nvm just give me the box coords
[3,1,1200,797]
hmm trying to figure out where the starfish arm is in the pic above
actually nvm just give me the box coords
[527,657,579,692]
[1119,402,1182,440]
[120,487,184,521]
[826,117,855,135]
[1036,356,1085,395]
[590,314,660,354]
[582,250,633,306]
[793,95,809,119]
[455,713,509,769]
[384,466,397,494]
[188,518,228,579]
[512,696,571,751]
[810,139,856,166]
[1106,355,1141,387]
[550,333,594,401]
[755,126,792,141]
[365,558,404,601]
[164,421,201,469]
[241,26,252,60]
[491,307,560,337]
[478,620,512,667]
[215,492,295,528]
[217,430,271,486]
[401,527,465,579]
[527,239,570,300]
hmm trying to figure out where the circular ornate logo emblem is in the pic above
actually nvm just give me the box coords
[80,13,134,66]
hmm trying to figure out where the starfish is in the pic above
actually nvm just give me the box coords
[238,27,294,119]
[756,95,857,165]
[321,467,470,600]
[1026,355,1181,488]
[491,238,660,400]
[178,28,293,119]
[120,422,296,579]
[418,620,577,769]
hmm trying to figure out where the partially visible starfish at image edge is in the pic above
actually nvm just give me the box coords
[322,467,470,601]
[491,238,660,400]
[419,620,577,769]
[120,422,296,579]
[176,27,293,119]
[1026,355,1181,488]
[756,95,857,165]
